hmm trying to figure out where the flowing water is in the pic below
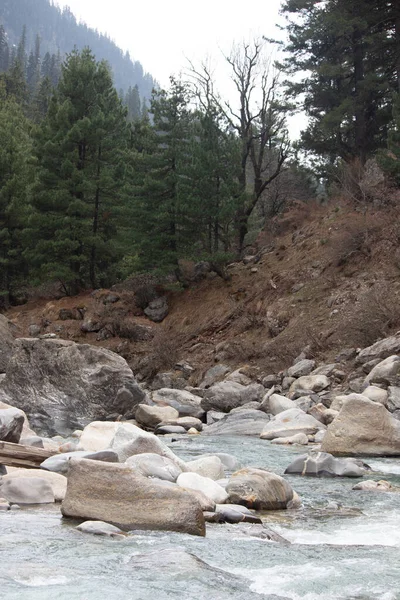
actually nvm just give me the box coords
[1,436,400,600]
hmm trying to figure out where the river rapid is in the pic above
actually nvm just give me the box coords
[1,436,400,600]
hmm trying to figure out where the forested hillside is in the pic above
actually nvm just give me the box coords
[0,0,156,98]
[0,0,399,313]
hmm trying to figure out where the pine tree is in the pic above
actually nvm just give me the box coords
[0,25,9,72]
[130,78,193,275]
[0,92,33,301]
[281,0,398,166]
[25,48,129,291]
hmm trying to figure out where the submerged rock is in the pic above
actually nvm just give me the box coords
[284,452,367,477]
[76,521,126,538]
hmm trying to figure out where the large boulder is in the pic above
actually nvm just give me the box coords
[0,314,15,373]
[203,409,269,436]
[126,453,182,482]
[260,408,325,440]
[0,338,146,436]
[0,407,24,443]
[356,335,400,364]
[151,388,204,419]
[284,452,367,477]
[321,396,400,456]
[226,468,294,510]
[201,382,264,413]
[61,458,205,536]
[287,359,316,378]
[0,476,54,504]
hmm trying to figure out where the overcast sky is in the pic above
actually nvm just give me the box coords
[54,0,286,86]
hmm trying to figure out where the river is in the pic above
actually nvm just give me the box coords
[1,435,399,600]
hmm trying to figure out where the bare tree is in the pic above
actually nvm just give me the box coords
[189,39,290,252]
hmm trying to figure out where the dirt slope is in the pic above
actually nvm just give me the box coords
[5,200,400,384]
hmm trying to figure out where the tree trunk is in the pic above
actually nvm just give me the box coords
[90,144,101,289]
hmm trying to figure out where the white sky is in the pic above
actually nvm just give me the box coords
[54,0,285,86]
[53,0,306,137]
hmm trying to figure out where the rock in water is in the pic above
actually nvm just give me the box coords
[40,450,119,475]
[2,469,67,501]
[284,452,367,477]
[0,338,146,436]
[61,458,205,536]
[203,409,270,436]
[321,396,400,456]
[177,472,228,504]
[76,521,126,538]
[226,468,294,510]
[260,408,325,440]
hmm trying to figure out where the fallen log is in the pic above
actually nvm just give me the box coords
[0,441,59,469]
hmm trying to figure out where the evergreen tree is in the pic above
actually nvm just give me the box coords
[281,0,398,166]
[130,78,193,274]
[378,93,400,184]
[0,91,33,301]
[25,48,129,291]
[0,24,9,72]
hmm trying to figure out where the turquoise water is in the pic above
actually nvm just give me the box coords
[1,436,400,600]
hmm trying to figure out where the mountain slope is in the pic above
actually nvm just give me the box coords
[0,0,156,97]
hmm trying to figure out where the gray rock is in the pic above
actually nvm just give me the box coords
[226,468,294,510]
[214,504,262,524]
[135,404,179,429]
[19,436,44,448]
[77,521,125,537]
[0,408,24,443]
[352,480,393,492]
[225,369,252,385]
[152,388,204,419]
[365,355,400,385]
[330,393,369,412]
[293,396,314,412]
[80,319,103,333]
[3,469,67,501]
[110,422,186,469]
[201,381,264,412]
[164,416,203,431]
[288,359,316,378]
[177,472,228,504]
[156,425,187,435]
[0,477,54,504]
[321,396,400,456]
[0,314,15,373]
[267,393,296,415]
[40,450,119,475]
[62,458,205,536]
[262,374,282,387]
[28,324,41,337]
[206,410,225,425]
[229,401,262,412]
[144,297,169,322]
[260,408,326,440]
[208,453,242,472]
[284,452,367,477]
[185,456,225,480]
[0,338,146,436]
[362,385,388,405]
[388,386,400,412]
[203,409,270,436]
[199,364,231,389]
[125,453,182,482]
[289,375,330,396]
[356,335,400,364]
[271,433,309,445]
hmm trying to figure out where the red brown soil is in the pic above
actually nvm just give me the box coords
[5,199,400,384]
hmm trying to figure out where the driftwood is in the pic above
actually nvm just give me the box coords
[0,441,59,469]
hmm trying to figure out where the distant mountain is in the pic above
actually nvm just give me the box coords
[0,0,157,98]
